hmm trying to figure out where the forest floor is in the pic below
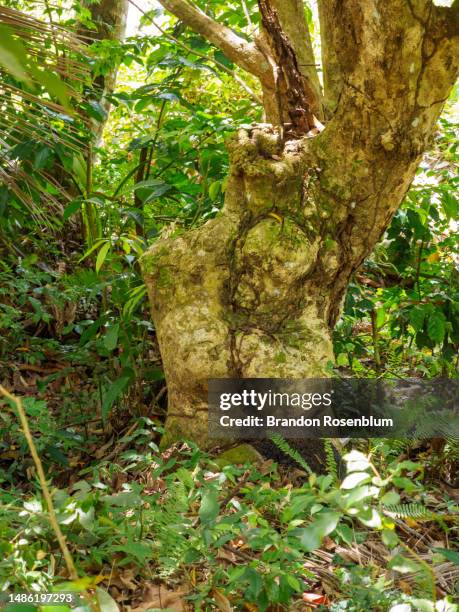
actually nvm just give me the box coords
[0,264,458,612]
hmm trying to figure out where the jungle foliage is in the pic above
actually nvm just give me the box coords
[0,0,458,610]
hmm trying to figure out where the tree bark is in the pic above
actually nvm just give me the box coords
[142,0,458,446]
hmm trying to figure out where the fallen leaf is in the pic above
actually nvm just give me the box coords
[211,588,232,612]
[302,592,329,607]
[131,583,188,612]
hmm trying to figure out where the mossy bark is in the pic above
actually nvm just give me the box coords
[143,128,334,446]
[142,0,458,446]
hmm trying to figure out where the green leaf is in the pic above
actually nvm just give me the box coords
[103,491,141,507]
[208,180,221,201]
[34,146,52,170]
[133,178,172,203]
[102,372,132,420]
[388,553,422,574]
[357,507,382,528]
[381,528,399,548]
[335,523,354,545]
[95,587,119,612]
[427,310,446,343]
[72,153,87,189]
[96,242,111,273]
[199,490,220,526]
[298,511,341,552]
[63,199,83,220]
[0,25,31,84]
[441,192,458,220]
[342,450,370,472]
[343,485,379,509]
[103,323,119,351]
[340,471,371,490]
[285,574,302,592]
[432,548,459,565]
[79,238,106,262]
[32,66,70,108]
[85,100,107,122]
[409,305,426,332]
[381,490,401,506]
[114,541,152,563]
[375,307,386,328]
[214,49,234,69]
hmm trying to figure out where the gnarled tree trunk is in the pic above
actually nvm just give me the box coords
[142,0,458,446]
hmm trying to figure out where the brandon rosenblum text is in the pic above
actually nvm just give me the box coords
[219,415,394,428]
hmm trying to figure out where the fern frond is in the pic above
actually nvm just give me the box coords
[444,438,459,461]
[383,503,435,521]
[324,439,338,480]
[149,482,192,578]
[268,434,313,475]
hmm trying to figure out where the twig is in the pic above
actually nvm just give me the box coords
[0,386,78,580]
[220,469,251,507]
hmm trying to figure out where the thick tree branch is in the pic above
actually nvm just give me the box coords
[317,0,346,115]
[268,0,323,118]
[258,0,317,132]
[312,0,458,323]
[155,0,274,87]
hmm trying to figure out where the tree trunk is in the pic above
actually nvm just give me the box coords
[142,0,458,446]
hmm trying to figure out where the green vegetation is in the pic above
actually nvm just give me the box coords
[0,0,458,610]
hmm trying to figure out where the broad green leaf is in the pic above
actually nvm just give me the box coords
[32,66,70,108]
[208,180,221,201]
[335,523,354,545]
[357,507,382,528]
[375,307,386,328]
[381,490,401,506]
[343,485,379,509]
[442,192,458,220]
[0,25,31,84]
[341,471,371,490]
[72,154,87,190]
[63,199,83,220]
[406,600,434,612]
[298,511,341,552]
[409,305,426,332]
[113,540,152,563]
[96,242,111,273]
[381,528,399,548]
[342,450,370,472]
[103,323,119,351]
[427,310,446,343]
[95,587,119,612]
[103,491,141,507]
[199,490,220,526]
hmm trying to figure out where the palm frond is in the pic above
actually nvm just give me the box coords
[0,6,94,229]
